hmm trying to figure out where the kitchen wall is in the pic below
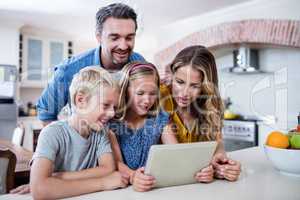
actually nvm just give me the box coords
[147,0,300,146]
[73,41,96,55]
[153,0,300,56]
[216,47,300,130]
[0,20,23,105]
[19,88,44,107]
[1,0,299,121]
[0,20,20,66]
[0,18,96,112]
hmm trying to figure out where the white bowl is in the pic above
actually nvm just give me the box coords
[264,144,300,177]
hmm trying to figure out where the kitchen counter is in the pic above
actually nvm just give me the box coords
[1,147,300,200]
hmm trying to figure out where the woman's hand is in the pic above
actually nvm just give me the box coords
[195,165,214,183]
[211,153,241,181]
[131,167,155,192]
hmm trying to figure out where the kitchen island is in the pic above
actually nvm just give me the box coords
[1,147,299,200]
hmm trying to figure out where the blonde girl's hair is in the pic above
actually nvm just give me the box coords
[169,45,224,141]
[69,65,118,109]
[116,61,160,120]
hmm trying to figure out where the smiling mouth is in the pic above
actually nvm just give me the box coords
[178,97,189,103]
[113,51,129,58]
[139,105,150,112]
[98,119,109,125]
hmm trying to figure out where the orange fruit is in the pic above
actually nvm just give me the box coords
[266,131,289,149]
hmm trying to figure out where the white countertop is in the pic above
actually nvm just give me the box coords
[2,147,300,200]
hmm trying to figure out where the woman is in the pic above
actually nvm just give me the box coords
[160,45,241,181]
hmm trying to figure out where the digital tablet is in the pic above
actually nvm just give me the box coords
[145,141,217,188]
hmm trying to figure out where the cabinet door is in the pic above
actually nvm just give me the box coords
[48,41,66,79]
[27,38,43,80]
[21,35,69,87]
[50,41,64,66]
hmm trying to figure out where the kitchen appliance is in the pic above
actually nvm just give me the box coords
[223,44,269,74]
[229,46,259,74]
[0,64,18,140]
[222,120,258,152]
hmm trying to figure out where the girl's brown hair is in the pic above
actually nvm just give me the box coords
[170,45,224,140]
[116,61,161,120]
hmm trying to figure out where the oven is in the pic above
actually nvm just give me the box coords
[222,120,258,152]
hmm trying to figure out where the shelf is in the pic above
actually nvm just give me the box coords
[19,81,47,89]
[18,116,39,120]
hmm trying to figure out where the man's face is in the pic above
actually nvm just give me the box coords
[97,17,136,69]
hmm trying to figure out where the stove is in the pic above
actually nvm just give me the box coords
[222,120,258,152]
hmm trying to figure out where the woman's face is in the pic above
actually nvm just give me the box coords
[127,74,158,116]
[171,65,203,109]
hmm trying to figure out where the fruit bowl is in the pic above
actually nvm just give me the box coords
[264,144,300,177]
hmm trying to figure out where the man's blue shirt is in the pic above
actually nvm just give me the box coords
[36,46,145,121]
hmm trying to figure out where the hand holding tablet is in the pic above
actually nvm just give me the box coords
[145,141,217,188]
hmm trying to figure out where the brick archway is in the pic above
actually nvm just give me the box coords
[154,19,300,71]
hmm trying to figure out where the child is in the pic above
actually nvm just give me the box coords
[160,45,241,182]
[108,62,176,192]
[109,61,212,192]
[29,66,129,199]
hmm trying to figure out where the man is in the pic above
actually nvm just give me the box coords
[10,3,144,194]
[37,3,144,126]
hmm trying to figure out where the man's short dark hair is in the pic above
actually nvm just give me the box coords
[96,3,137,35]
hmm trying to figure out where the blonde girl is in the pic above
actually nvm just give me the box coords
[108,61,178,192]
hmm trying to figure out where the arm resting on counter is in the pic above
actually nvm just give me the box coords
[30,158,126,199]
[52,153,115,180]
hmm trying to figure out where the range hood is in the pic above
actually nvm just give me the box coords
[229,46,261,74]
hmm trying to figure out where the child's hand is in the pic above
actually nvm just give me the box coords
[195,165,214,183]
[211,153,241,181]
[102,171,129,190]
[132,167,155,192]
[10,184,30,194]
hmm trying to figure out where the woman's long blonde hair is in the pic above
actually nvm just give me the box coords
[169,45,224,141]
[116,61,161,120]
